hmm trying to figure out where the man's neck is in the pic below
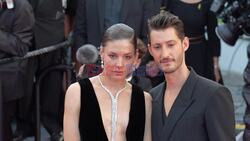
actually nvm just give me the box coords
[165,64,190,91]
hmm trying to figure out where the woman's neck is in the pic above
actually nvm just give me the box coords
[98,74,127,93]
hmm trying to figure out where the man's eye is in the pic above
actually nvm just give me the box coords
[168,42,176,47]
[154,46,160,49]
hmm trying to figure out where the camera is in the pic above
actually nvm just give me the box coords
[210,0,250,46]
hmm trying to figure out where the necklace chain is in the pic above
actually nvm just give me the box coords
[97,75,128,141]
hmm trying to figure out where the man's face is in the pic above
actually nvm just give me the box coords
[148,27,189,74]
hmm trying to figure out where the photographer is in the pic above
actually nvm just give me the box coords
[0,0,35,140]
[243,43,250,141]
[211,0,250,140]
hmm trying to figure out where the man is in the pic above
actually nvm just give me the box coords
[73,0,155,75]
[148,11,235,141]
[0,0,35,140]
[32,1,65,140]
[14,0,65,140]
[242,43,250,141]
[74,0,155,48]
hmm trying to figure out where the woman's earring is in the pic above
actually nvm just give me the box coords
[101,59,104,68]
[132,64,136,71]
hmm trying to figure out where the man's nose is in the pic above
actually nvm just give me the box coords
[161,46,170,58]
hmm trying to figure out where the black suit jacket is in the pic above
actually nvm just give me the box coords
[0,0,34,102]
[73,0,155,48]
[150,69,235,141]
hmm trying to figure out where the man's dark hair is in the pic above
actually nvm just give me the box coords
[148,11,185,43]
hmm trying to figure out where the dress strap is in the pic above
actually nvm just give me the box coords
[78,78,109,141]
[126,84,146,141]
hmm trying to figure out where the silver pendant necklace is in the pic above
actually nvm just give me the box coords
[98,75,128,141]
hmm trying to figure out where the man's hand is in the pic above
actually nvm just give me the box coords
[213,56,222,82]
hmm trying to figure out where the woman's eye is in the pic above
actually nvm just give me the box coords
[109,54,116,58]
[168,44,174,47]
[125,56,132,60]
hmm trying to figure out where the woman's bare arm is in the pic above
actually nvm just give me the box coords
[143,92,152,141]
[64,83,81,141]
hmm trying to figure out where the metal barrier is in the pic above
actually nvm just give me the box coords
[0,37,73,141]
[0,39,72,65]
[35,65,73,141]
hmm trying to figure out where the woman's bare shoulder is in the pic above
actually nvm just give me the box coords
[143,91,152,102]
[66,82,81,96]
[64,82,81,125]
[65,82,81,108]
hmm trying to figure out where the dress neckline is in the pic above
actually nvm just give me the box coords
[97,76,129,141]
[87,78,134,141]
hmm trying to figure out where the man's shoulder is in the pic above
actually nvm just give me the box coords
[13,0,34,15]
[15,0,31,8]
[194,75,231,99]
[196,75,223,90]
[149,81,165,99]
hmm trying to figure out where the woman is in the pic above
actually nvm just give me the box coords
[63,23,152,141]
[165,0,223,83]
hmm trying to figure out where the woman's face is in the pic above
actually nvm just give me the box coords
[100,39,137,80]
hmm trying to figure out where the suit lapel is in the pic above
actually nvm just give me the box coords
[162,69,199,140]
[152,82,167,126]
[97,0,105,34]
[151,82,167,140]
